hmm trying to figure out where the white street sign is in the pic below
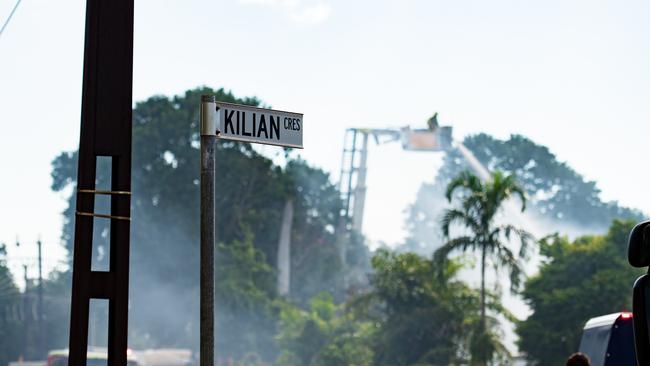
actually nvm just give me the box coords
[214,102,303,148]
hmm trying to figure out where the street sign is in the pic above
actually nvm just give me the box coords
[199,96,303,365]
[214,102,303,149]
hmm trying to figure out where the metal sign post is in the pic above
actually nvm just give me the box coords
[199,97,303,364]
[199,96,217,366]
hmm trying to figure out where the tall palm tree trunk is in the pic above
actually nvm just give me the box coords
[480,245,486,330]
[479,244,488,366]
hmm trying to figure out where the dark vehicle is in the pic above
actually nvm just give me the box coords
[578,312,636,366]
[629,220,650,364]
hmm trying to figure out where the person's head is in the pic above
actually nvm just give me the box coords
[566,352,590,366]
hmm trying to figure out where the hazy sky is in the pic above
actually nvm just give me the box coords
[1,0,649,287]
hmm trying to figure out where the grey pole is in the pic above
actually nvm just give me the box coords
[200,95,217,366]
[22,264,28,360]
[352,132,369,233]
[37,238,43,356]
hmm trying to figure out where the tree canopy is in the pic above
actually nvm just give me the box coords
[277,248,503,366]
[364,249,475,366]
[33,89,643,365]
[49,86,365,361]
[404,134,643,254]
[434,171,533,365]
[516,220,642,365]
[0,243,21,365]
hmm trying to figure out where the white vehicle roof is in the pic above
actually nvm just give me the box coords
[134,348,193,366]
[48,347,138,361]
[583,312,630,329]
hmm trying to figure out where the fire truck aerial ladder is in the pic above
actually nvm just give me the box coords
[338,113,453,235]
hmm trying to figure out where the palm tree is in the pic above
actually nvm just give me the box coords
[434,170,534,365]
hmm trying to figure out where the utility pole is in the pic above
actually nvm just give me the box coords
[200,95,216,366]
[22,264,29,360]
[15,238,27,360]
[14,237,44,357]
[36,238,43,357]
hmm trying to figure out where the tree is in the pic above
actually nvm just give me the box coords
[434,170,534,365]
[39,270,72,354]
[363,249,500,366]
[50,87,356,359]
[517,220,642,365]
[404,134,643,254]
[284,160,355,305]
[214,236,279,363]
[278,249,497,366]
[365,250,469,365]
[277,292,373,366]
[0,243,21,365]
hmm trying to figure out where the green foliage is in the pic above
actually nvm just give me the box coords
[284,161,350,304]
[435,170,533,365]
[0,243,71,362]
[217,235,276,310]
[49,86,352,359]
[40,270,72,353]
[362,249,484,366]
[369,254,462,365]
[40,85,643,365]
[276,249,504,366]
[0,243,21,365]
[516,220,642,365]
[404,134,642,254]
[458,134,641,226]
[277,292,373,366]
[215,236,279,362]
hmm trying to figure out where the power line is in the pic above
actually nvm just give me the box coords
[0,0,22,40]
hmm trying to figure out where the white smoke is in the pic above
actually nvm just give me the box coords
[442,140,606,356]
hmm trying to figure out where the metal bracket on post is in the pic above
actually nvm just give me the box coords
[200,94,216,366]
[201,95,217,136]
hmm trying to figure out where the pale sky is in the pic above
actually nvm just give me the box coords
[1,0,649,289]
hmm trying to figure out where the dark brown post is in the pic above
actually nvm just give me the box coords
[68,0,134,365]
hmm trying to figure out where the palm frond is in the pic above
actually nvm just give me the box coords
[441,208,481,237]
[445,170,484,202]
[492,240,525,292]
[484,292,519,323]
[499,224,535,261]
[483,172,528,219]
[505,175,527,212]
[433,236,475,279]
